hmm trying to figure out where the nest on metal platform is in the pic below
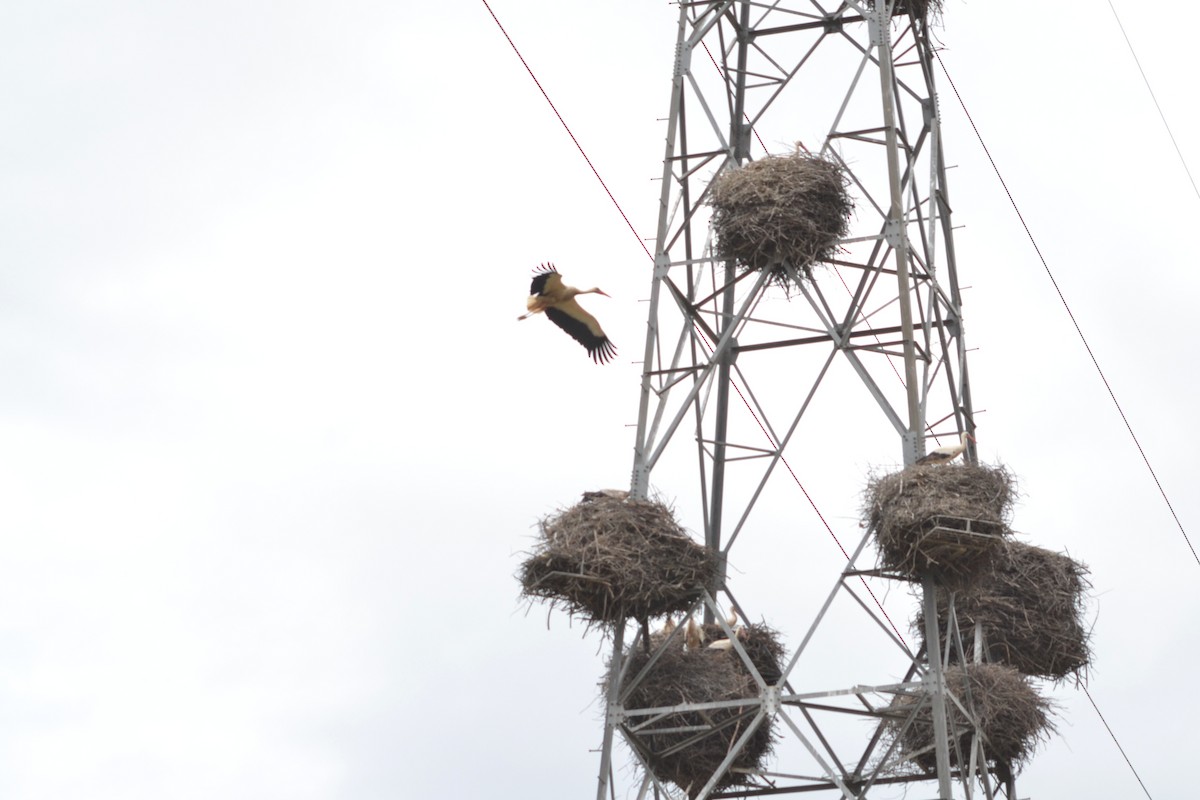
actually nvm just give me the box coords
[930,541,1092,681]
[611,623,785,797]
[708,152,852,287]
[518,490,718,625]
[875,0,944,20]
[863,464,1016,579]
[881,663,1056,774]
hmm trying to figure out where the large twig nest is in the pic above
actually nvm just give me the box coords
[709,152,852,286]
[930,541,1092,681]
[518,491,718,625]
[863,464,1016,579]
[611,624,784,797]
[873,0,943,19]
[883,663,1055,774]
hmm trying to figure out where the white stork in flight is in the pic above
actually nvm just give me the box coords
[915,431,975,466]
[517,264,616,364]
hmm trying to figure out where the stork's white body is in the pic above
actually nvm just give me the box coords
[706,610,743,650]
[915,431,974,465]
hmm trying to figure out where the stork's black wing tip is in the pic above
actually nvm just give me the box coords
[590,338,618,365]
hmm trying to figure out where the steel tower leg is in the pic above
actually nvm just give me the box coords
[922,574,954,799]
[706,1,752,610]
[595,623,625,800]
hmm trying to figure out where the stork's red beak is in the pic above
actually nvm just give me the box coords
[596,289,611,298]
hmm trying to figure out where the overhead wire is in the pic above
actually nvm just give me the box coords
[479,0,652,262]
[690,327,909,646]
[1105,0,1200,203]
[933,49,1200,571]
[934,49,1164,798]
[1082,684,1154,799]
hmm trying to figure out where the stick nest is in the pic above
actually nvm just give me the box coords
[612,623,784,796]
[709,152,852,287]
[863,464,1016,579]
[877,0,943,17]
[518,491,718,625]
[930,541,1093,681]
[883,663,1055,774]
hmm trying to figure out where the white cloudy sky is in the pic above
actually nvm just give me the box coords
[1,1,1196,798]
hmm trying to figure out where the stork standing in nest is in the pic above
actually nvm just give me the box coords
[915,431,975,466]
[518,264,616,364]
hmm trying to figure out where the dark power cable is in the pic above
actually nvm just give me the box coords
[480,0,653,261]
[1105,0,1200,203]
[935,49,1200,571]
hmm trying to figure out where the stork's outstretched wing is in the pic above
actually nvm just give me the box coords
[530,265,562,297]
[545,301,617,364]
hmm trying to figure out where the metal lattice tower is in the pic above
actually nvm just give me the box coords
[598,2,1014,798]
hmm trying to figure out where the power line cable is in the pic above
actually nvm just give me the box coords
[934,50,1200,571]
[691,328,909,646]
[1105,0,1200,203]
[480,0,652,261]
[1082,684,1154,799]
[935,49,1164,797]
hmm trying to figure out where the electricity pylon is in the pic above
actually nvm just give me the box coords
[595,2,1013,798]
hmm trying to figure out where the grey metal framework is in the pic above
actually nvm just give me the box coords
[597,1,1010,798]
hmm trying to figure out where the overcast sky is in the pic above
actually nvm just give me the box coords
[1,1,1197,798]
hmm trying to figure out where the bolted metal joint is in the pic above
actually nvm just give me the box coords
[902,429,920,466]
[653,253,671,279]
[761,685,781,716]
[884,218,905,247]
[674,42,691,75]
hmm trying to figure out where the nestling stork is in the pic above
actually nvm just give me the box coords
[581,489,629,503]
[707,610,746,651]
[517,264,616,364]
[684,616,704,651]
[707,631,748,651]
[915,431,975,466]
